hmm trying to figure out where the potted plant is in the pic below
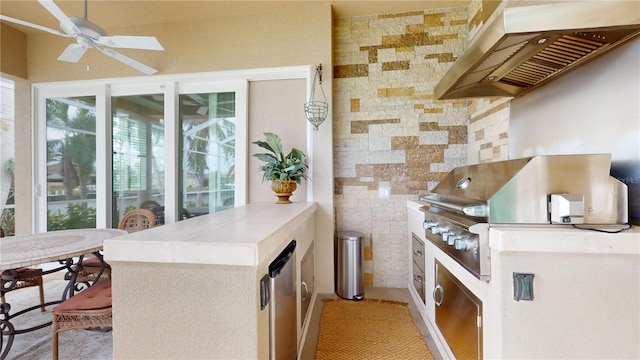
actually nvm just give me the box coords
[253,132,309,204]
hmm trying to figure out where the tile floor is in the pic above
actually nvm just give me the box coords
[299,287,443,359]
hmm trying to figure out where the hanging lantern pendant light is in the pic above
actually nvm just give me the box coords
[304,64,328,131]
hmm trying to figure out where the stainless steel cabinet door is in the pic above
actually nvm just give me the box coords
[269,240,297,360]
[434,259,483,360]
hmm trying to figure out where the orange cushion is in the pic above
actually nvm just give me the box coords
[16,267,43,275]
[53,280,112,311]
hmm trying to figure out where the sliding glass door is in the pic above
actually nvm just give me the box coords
[178,81,247,218]
[111,92,166,226]
[180,91,236,217]
[34,77,248,232]
[45,96,98,230]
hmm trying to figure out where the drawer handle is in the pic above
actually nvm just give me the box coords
[301,281,309,301]
[433,284,444,306]
[413,249,423,257]
[413,275,423,283]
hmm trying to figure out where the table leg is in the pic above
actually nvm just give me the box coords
[1,267,66,359]
[0,269,18,360]
[61,256,82,300]
[0,301,15,360]
[88,251,109,284]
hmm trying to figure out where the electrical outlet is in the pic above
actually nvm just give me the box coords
[379,182,391,199]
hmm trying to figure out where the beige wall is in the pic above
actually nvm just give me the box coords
[11,76,31,235]
[24,3,330,83]
[248,79,308,204]
[1,23,27,79]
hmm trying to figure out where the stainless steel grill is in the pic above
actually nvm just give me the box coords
[419,154,628,281]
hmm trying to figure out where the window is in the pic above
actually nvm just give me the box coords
[179,91,236,217]
[0,78,15,235]
[32,67,308,232]
[112,93,165,225]
[34,76,249,231]
[45,96,98,230]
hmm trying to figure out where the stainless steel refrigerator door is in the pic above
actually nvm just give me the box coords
[269,240,297,360]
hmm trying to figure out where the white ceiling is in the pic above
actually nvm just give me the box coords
[0,0,469,34]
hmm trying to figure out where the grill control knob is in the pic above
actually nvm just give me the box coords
[447,234,458,246]
[431,225,441,235]
[423,220,436,229]
[442,231,453,242]
[454,237,469,251]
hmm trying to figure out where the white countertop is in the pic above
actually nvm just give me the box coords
[489,224,640,255]
[104,202,317,266]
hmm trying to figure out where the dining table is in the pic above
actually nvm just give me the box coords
[0,228,127,360]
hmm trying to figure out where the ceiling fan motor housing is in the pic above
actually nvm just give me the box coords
[67,16,106,39]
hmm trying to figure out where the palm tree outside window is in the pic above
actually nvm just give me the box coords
[45,97,97,230]
[179,92,236,217]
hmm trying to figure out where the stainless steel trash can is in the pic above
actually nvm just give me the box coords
[335,231,364,300]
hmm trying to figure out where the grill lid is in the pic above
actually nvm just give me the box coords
[420,154,628,225]
[435,1,640,99]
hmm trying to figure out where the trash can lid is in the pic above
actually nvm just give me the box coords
[337,231,364,240]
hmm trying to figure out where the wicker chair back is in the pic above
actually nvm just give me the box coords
[118,208,157,233]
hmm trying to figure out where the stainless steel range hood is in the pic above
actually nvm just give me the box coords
[435,1,640,99]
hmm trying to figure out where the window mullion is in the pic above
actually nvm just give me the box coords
[163,82,178,223]
[96,85,109,228]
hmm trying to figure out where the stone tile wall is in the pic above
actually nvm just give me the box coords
[333,2,510,287]
[333,7,470,287]
[466,0,511,165]
[468,97,511,164]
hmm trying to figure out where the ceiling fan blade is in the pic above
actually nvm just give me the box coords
[96,47,158,75]
[96,36,164,51]
[187,94,206,103]
[58,43,88,62]
[196,106,209,116]
[38,0,81,36]
[0,14,71,37]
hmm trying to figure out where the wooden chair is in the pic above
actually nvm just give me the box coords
[74,209,157,285]
[0,228,46,312]
[52,279,112,360]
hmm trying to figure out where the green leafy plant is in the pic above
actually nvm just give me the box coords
[47,204,96,231]
[253,132,309,184]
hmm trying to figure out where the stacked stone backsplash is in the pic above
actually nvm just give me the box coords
[333,2,510,287]
[468,97,511,164]
[465,0,511,165]
[333,7,470,287]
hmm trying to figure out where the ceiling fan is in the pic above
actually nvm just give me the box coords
[0,0,164,75]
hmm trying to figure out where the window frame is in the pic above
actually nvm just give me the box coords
[34,83,106,232]
[32,65,311,231]
[0,77,16,235]
[178,80,248,209]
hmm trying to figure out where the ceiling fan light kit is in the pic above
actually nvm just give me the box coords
[1,0,164,75]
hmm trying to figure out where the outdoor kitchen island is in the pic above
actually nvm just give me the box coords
[103,201,317,359]
[408,200,640,360]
